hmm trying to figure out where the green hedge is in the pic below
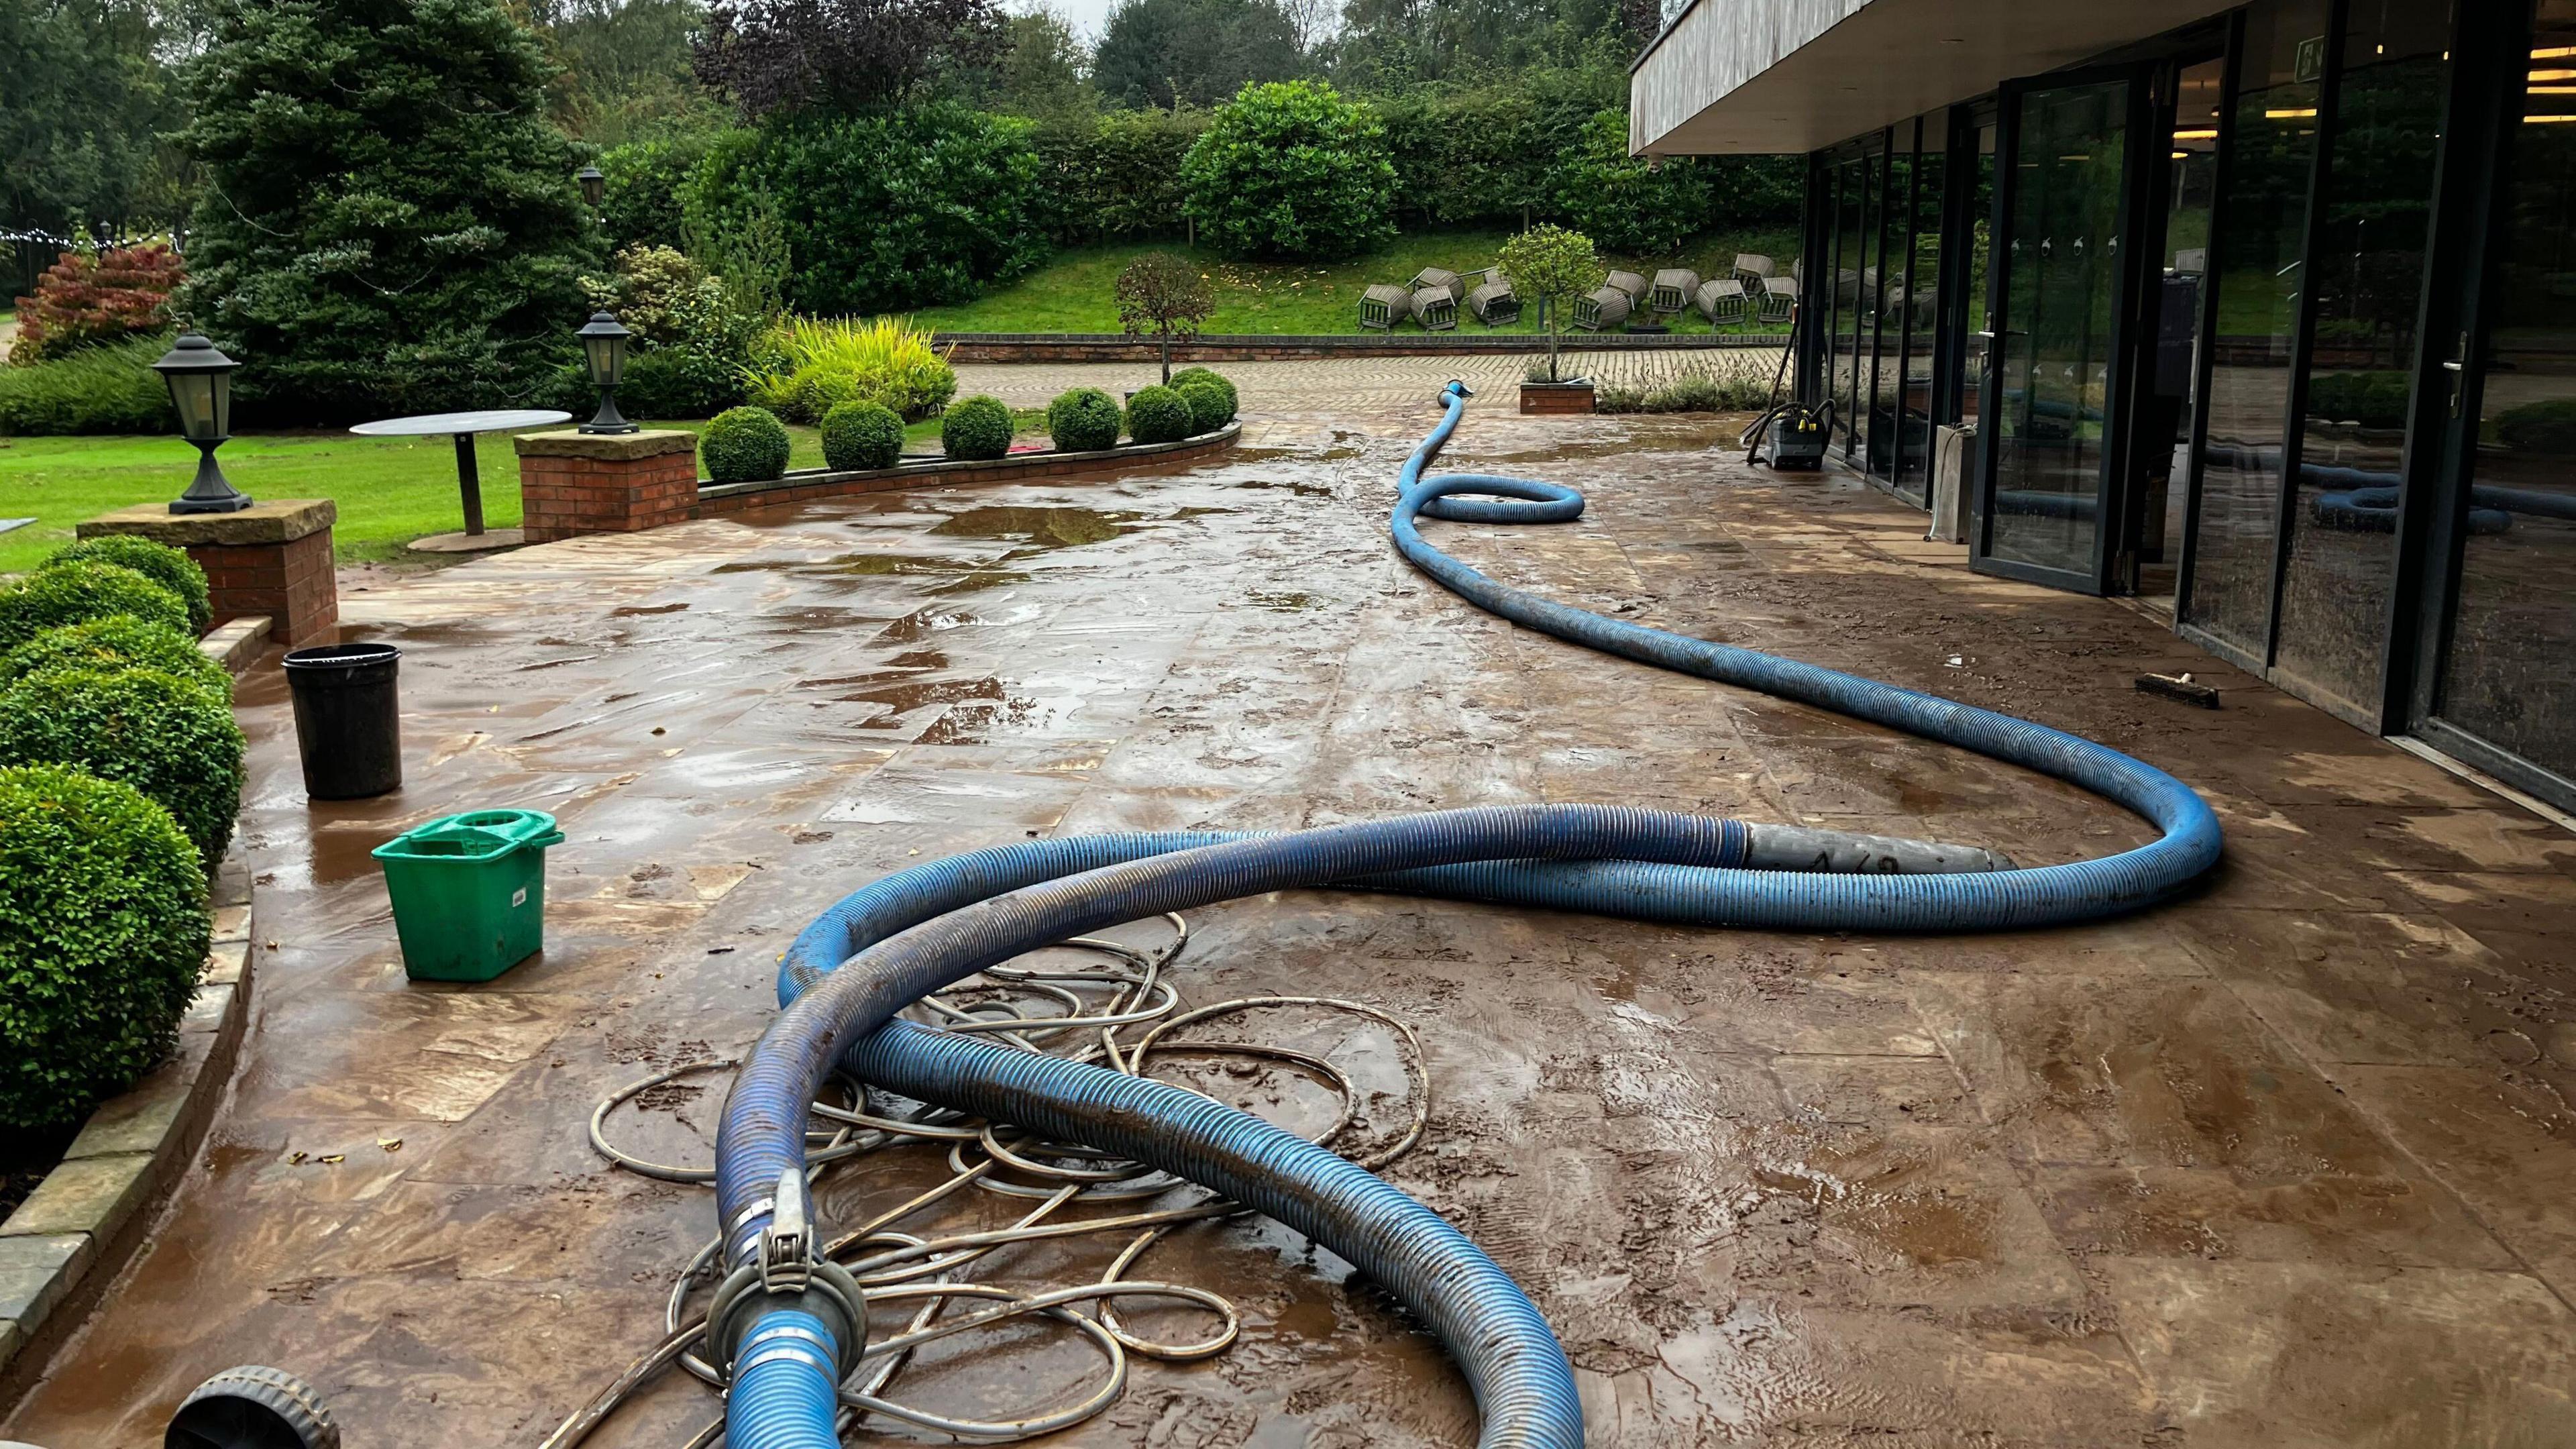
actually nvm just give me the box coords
[0,333,175,437]
[0,617,229,696]
[0,763,211,1131]
[1034,109,1207,245]
[2498,397,2576,455]
[47,537,212,635]
[1045,388,1122,452]
[821,400,905,472]
[0,665,244,869]
[941,395,1015,461]
[700,406,792,483]
[691,105,1053,317]
[1169,366,1237,426]
[0,561,190,654]
[1125,385,1193,443]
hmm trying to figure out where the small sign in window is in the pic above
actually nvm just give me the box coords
[2295,35,2326,84]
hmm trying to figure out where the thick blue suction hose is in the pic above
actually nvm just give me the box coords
[713,383,2223,1449]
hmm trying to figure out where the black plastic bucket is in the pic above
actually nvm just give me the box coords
[281,643,402,800]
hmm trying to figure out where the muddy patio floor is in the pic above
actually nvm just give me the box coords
[7,398,2575,1447]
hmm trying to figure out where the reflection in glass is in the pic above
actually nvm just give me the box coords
[2434,0,2576,786]
[1898,132,1948,503]
[1868,148,1912,480]
[1963,123,1996,428]
[2271,0,2453,718]
[2182,0,2328,658]
[2137,56,2224,608]
[1988,79,2130,576]
[1831,160,1864,451]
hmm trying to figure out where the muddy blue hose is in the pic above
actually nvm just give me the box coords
[714,382,2223,1449]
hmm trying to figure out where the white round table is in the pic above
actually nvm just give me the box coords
[350,409,572,537]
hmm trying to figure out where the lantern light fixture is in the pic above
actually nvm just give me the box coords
[576,312,637,435]
[152,333,254,515]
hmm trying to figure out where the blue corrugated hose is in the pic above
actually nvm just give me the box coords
[714,382,2223,1449]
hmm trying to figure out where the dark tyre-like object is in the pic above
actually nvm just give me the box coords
[165,1366,339,1449]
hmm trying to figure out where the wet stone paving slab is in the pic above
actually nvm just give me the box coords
[7,391,2576,1448]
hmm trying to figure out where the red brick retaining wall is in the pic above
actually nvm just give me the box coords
[521,449,698,541]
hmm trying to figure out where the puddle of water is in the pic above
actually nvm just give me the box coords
[837,676,1006,714]
[930,506,1138,549]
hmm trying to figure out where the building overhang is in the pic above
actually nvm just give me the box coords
[1630,0,2236,154]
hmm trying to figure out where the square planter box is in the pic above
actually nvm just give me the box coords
[1520,380,1595,415]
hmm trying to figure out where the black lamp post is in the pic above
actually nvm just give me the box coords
[153,333,254,515]
[577,312,637,435]
[576,164,605,207]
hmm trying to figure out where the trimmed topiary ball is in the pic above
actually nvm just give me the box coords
[1175,379,1230,435]
[1124,386,1193,444]
[700,406,792,484]
[821,400,906,472]
[0,665,244,869]
[1168,367,1238,426]
[48,537,212,635]
[941,396,1014,461]
[0,561,189,655]
[1045,388,1122,453]
[0,616,229,696]
[0,762,211,1130]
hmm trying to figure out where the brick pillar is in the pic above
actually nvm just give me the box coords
[513,430,700,543]
[77,499,339,647]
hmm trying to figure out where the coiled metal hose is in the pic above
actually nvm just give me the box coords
[713,382,2224,1449]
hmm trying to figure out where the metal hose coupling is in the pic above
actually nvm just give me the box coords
[704,1167,868,1383]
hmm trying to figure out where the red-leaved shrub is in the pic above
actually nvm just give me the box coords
[10,244,184,365]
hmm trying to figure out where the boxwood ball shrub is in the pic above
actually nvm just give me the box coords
[0,561,189,655]
[1175,380,1230,435]
[0,617,231,696]
[0,763,211,1131]
[1046,388,1122,452]
[941,396,1015,461]
[1124,385,1194,444]
[1168,367,1238,426]
[821,400,905,472]
[700,407,792,484]
[46,537,213,635]
[0,666,246,869]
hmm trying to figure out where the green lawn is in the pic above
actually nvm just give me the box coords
[0,413,1047,571]
[913,229,1804,337]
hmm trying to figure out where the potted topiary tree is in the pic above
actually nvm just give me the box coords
[1497,224,1601,414]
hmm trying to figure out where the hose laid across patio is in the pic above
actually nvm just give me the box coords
[712,382,2224,1449]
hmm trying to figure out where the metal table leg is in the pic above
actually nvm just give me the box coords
[453,432,486,535]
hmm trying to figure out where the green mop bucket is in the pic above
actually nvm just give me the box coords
[372,808,566,982]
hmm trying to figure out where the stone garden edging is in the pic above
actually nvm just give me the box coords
[0,616,270,1397]
[693,422,1242,515]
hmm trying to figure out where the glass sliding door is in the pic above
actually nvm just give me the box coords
[2135,56,2224,608]
[1978,74,2141,588]
[2180,0,2330,665]
[2270,0,2455,720]
[2422,0,2576,804]
[1898,127,1947,504]
[1830,160,1864,452]
[1868,144,1912,482]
